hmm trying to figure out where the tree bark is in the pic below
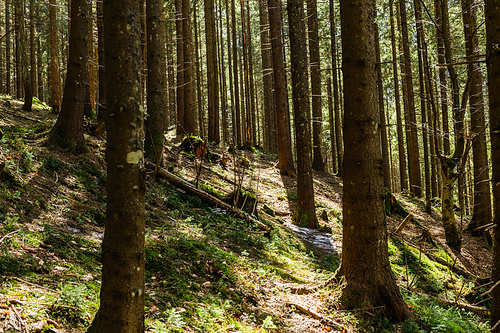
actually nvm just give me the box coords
[461,0,492,233]
[486,0,500,329]
[29,0,36,97]
[307,0,324,171]
[231,0,241,145]
[86,0,145,330]
[399,0,422,197]
[175,0,184,135]
[183,0,197,135]
[145,0,166,164]
[5,0,11,95]
[206,0,219,142]
[48,0,88,151]
[268,0,296,177]
[49,0,62,113]
[287,0,317,229]
[96,0,106,121]
[340,0,414,321]
[389,0,407,191]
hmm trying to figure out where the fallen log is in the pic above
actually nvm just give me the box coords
[146,161,270,231]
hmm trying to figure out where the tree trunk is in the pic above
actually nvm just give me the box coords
[399,0,422,197]
[206,0,219,142]
[183,0,197,135]
[259,0,275,153]
[96,0,106,121]
[287,0,317,229]
[327,77,337,174]
[375,23,391,191]
[175,0,184,135]
[5,0,11,95]
[486,0,500,329]
[461,0,492,233]
[49,0,88,152]
[231,0,241,145]
[340,0,414,321]
[307,0,324,171]
[86,0,145,330]
[414,0,430,211]
[36,36,43,101]
[194,1,205,138]
[389,0,407,192]
[329,0,342,177]
[268,0,296,177]
[49,0,62,113]
[17,0,32,111]
[29,0,36,97]
[145,0,165,164]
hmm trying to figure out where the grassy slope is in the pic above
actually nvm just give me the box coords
[0,96,491,332]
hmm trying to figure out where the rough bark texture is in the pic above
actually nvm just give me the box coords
[399,0,422,197]
[5,0,10,95]
[259,0,276,153]
[231,0,241,145]
[375,23,391,190]
[18,0,32,111]
[145,0,165,164]
[389,0,407,192]
[268,0,296,177]
[329,0,343,177]
[486,0,500,330]
[96,0,106,121]
[182,0,197,135]
[86,0,146,330]
[308,0,324,171]
[287,0,317,229]
[49,0,62,113]
[339,0,414,322]
[30,0,36,96]
[206,0,219,142]
[461,0,492,232]
[49,0,88,151]
[175,0,184,135]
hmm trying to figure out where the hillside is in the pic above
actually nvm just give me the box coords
[0,96,493,332]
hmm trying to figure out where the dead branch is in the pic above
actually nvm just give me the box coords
[1,108,43,123]
[146,161,270,231]
[0,229,20,244]
[480,279,500,297]
[421,293,490,318]
[393,214,413,235]
[287,302,347,331]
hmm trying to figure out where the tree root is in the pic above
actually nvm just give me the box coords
[287,302,348,331]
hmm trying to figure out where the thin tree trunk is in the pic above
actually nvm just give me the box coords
[461,0,492,233]
[193,1,204,138]
[218,0,229,142]
[327,76,337,174]
[231,0,241,145]
[206,0,219,142]
[96,0,105,121]
[240,0,251,146]
[308,0,324,171]
[399,0,422,197]
[183,0,197,135]
[268,0,296,177]
[329,0,342,177]
[375,23,391,191]
[29,0,36,97]
[36,36,43,101]
[175,0,184,135]
[5,0,10,95]
[49,0,62,113]
[287,0,317,228]
[246,0,257,146]
[390,0,406,191]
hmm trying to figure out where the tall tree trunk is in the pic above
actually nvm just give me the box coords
[87,0,145,330]
[389,0,406,191]
[49,0,62,113]
[97,0,106,121]
[36,36,43,101]
[461,0,492,233]
[268,0,296,177]
[414,0,431,211]
[14,1,21,99]
[5,0,10,95]
[183,0,197,135]
[218,0,229,143]
[29,0,36,97]
[308,0,324,171]
[145,0,165,164]
[16,0,32,111]
[240,0,251,146]
[435,0,451,155]
[287,0,317,229]
[49,0,88,151]
[327,76,337,174]
[486,0,500,329]
[231,0,241,145]
[375,23,391,191]
[340,0,414,321]
[206,0,219,142]
[175,0,184,135]
[245,0,257,146]
[194,1,205,138]
[399,0,422,197]
[259,0,276,153]
[436,0,468,252]
[329,0,342,177]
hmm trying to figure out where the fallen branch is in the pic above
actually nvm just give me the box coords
[10,277,59,293]
[0,229,20,244]
[287,302,347,331]
[393,214,413,235]
[430,295,490,318]
[146,161,270,231]
[2,108,43,123]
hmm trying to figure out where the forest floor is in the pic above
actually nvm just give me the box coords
[0,95,493,332]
